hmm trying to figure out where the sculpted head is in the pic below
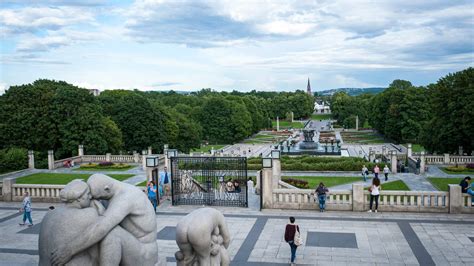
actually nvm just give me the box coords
[87,174,116,200]
[60,179,91,208]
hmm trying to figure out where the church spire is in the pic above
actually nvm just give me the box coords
[307,78,312,95]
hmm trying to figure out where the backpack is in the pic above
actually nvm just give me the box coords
[294,225,303,246]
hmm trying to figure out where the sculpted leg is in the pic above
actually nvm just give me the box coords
[99,227,123,266]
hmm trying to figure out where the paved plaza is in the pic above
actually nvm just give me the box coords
[1,201,473,266]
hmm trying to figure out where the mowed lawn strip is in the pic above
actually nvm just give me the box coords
[440,168,474,175]
[191,144,227,153]
[283,176,361,189]
[380,180,410,191]
[15,173,135,185]
[427,177,463,192]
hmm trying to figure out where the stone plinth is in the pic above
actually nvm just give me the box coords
[28,150,35,169]
[352,184,364,211]
[48,150,55,170]
[262,168,273,208]
[449,184,462,214]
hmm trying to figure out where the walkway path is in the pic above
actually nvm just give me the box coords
[1,202,473,265]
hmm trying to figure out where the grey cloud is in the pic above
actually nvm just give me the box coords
[151,82,181,87]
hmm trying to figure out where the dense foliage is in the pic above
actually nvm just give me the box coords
[0,80,315,168]
[331,68,474,154]
[0,148,28,174]
[247,156,377,171]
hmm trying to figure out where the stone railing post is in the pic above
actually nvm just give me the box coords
[458,146,463,156]
[3,178,16,202]
[148,146,153,155]
[78,145,84,156]
[407,143,412,158]
[133,151,139,163]
[276,116,280,131]
[262,168,273,208]
[444,153,450,164]
[255,170,261,195]
[352,184,364,211]
[106,153,111,162]
[28,150,35,169]
[391,151,398,174]
[142,150,147,170]
[420,151,426,174]
[48,150,55,170]
[449,184,462,214]
[272,158,281,189]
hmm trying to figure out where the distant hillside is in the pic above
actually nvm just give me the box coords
[317,87,386,96]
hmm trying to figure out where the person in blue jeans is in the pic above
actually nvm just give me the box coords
[316,182,329,212]
[284,217,300,265]
[147,181,157,212]
[19,192,33,227]
[460,176,474,206]
[160,167,171,201]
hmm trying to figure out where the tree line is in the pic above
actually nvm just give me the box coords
[0,80,314,167]
[330,67,474,154]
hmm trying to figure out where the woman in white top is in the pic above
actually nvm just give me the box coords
[368,177,381,213]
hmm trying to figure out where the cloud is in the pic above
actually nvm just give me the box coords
[151,82,181,87]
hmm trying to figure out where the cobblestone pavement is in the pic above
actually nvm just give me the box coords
[1,201,473,266]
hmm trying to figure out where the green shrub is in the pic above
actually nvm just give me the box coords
[0,148,28,174]
[282,178,309,189]
[445,166,473,172]
[111,163,130,169]
[80,163,99,168]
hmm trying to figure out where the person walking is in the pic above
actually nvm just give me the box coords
[147,181,157,212]
[368,177,381,213]
[160,166,171,201]
[284,217,300,265]
[460,176,474,206]
[362,165,368,182]
[374,165,380,179]
[315,182,329,212]
[383,165,390,181]
[19,192,33,227]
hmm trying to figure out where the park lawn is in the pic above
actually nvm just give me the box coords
[380,180,410,191]
[73,165,134,171]
[191,144,227,153]
[440,167,474,175]
[137,180,147,186]
[283,176,361,189]
[15,173,135,185]
[403,144,425,153]
[272,120,304,129]
[427,177,463,192]
[311,114,332,120]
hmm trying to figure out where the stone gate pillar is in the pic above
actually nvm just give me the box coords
[352,184,364,211]
[148,146,153,155]
[407,143,412,158]
[163,144,169,170]
[48,150,55,170]
[28,150,35,169]
[272,158,281,189]
[444,153,450,164]
[276,117,280,131]
[449,184,462,214]
[261,168,273,208]
[142,150,147,170]
[106,153,111,162]
[390,151,397,174]
[420,151,426,174]
[78,145,84,157]
[2,178,16,202]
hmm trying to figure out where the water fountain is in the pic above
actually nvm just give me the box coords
[280,122,341,155]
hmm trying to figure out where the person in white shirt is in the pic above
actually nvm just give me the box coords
[247,178,254,194]
[383,165,390,181]
[368,177,381,213]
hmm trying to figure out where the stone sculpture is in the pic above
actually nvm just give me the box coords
[43,174,159,266]
[175,208,231,266]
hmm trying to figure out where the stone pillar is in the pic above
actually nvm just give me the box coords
[261,168,273,208]
[355,115,359,131]
[106,153,111,162]
[407,143,412,158]
[133,151,139,163]
[391,151,397,174]
[78,145,84,156]
[272,158,281,189]
[352,184,365,211]
[420,151,426,174]
[444,153,450,164]
[382,146,387,157]
[255,170,261,195]
[142,150,147,170]
[146,167,154,182]
[276,117,280,132]
[148,146,153,155]
[369,151,375,163]
[291,112,294,123]
[449,184,462,214]
[458,146,463,156]
[163,145,169,170]
[28,150,35,169]
[48,150,55,170]
[3,178,16,202]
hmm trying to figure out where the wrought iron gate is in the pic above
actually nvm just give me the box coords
[170,156,248,207]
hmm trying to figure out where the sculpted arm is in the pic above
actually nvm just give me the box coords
[51,199,130,265]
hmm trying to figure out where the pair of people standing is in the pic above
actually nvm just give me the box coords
[366,165,390,181]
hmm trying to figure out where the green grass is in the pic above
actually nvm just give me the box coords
[311,114,332,120]
[440,167,474,175]
[15,173,135,185]
[340,131,386,144]
[380,180,410,191]
[73,165,134,171]
[137,180,147,186]
[272,120,304,129]
[283,176,361,189]
[427,177,463,192]
[191,144,227,153]
[403,144,425,153]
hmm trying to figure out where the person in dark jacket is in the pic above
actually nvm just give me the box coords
[284,217,300,265]
[315,182,329,212]
[460,176,473,206]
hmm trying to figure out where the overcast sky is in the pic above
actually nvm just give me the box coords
[1,0,473,93]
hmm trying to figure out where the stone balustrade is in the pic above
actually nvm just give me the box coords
[363,190,448,212]
[462,194,473,209]
[79,155,107,163]
[11,184,65,202]
[450,156,474,164]
[109,155,136,163]
[424,155,444,164]
[272,188,352,211]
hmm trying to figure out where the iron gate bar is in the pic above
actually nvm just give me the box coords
[170,156,248,207]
